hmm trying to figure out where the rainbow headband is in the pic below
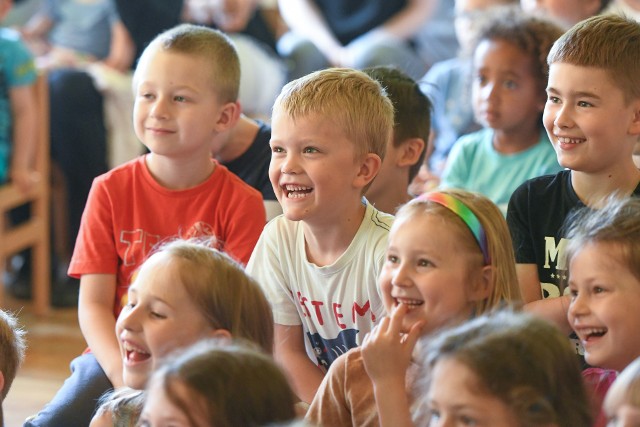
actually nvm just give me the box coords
[419,192,491,265]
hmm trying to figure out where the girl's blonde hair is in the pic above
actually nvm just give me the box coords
[152,239,274,354]
[93,388,145,427]
[604,356,640,417]
[396,189,521,314]
[416,310,592,427]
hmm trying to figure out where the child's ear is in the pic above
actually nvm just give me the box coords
[214,101,241,133]
[628,99,640,136]
[397,138,426,168]
[469,265,494,302]
[209,328,232,341]
[354,153,382,189]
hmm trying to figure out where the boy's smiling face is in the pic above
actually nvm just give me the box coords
[268,112,376,224]
[133,47,233,162]
[544,63,640,175]
[568,242,640,372]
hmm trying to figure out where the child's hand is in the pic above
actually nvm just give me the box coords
[10,166,40,193]
[361,303,424,387]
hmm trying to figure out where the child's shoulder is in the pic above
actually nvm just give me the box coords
[211,162,263,202]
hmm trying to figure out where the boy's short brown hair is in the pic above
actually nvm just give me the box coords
[547,14,640,103]
[135,24,240,103]
[0,310,26,400]
[363,66,432,183]
[272,68,394,163]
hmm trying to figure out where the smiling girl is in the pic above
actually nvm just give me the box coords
[116,239,274,390]
[306,189,521,426]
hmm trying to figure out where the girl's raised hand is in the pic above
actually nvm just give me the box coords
[361,303,424,386]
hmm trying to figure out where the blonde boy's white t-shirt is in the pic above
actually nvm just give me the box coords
[246,201,393,371]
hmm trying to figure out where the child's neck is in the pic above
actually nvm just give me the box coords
[572,161,640,208]
[302,202,367,267]
[492,124,540,154]
[367,174,411,214]
[145,152,215,190]
[214,115,259,163]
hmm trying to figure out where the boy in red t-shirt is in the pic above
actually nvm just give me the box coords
[26,24,265,427]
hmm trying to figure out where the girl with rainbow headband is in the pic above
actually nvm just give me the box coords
[306,189,521,426]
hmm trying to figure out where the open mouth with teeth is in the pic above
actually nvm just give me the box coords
[580,327,607,342]
[394,297,424,310]
[123,342,151,364]
[283,184,313,199]
[557,136,585,145]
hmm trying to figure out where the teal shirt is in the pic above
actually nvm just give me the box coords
[440,128,563,215]
[0,28,37,183]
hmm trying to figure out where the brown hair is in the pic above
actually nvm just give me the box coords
[134,23,240,103]
[472,5,564,94]
[547,14,640,103]
[396,189,521,314]
[151,340,296,427]
[363,66,432,182]
[417,310,592,427]
[0,310,25,400]
[272,67,394,167]
[94,387,145,427]
[155,239,274,354]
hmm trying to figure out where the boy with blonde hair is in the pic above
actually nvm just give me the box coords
[247,68,394,403]
[28,24,266,427]
[507,15,640,338]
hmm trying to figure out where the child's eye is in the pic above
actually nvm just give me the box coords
[577,100,593,108]
[547,95,560,104]
[303,146,319,154]
[503,80,517,89]
[569,287,578,300]
[460,414,478,426]
[475,74,487,86]
[386,254,399,264]
[140,92,154,100]
[150,311,166,319]
[174,95,187,102]
[271,145,284,153]
[593,286,606,294]
[417,259,432,268]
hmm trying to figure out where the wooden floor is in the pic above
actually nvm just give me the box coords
[3,294,86,427]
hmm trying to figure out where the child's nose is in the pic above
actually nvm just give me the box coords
[568,292,588,319]
[117,306,141,332]
[280,154,300,175]
[150,97,170,119]
[553,104,574,129]
[392,264,412,288]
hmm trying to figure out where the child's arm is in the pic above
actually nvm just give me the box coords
[101,20,135,72]
[8,83,38,192]
[274,323,325,404]
[517,264,572,334]
[77,273,124,388]
[362,304,423,427]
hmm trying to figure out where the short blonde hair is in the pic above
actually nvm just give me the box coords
[547,14,640,103]
[604,356,640,417]
[94,388,145,427]
[272,67,394,163]
[0,310,26,400]
[396,190,522,314]
[134,23,240,103]
[153,239,274,354]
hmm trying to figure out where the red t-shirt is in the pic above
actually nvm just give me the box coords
[69,155,266,316]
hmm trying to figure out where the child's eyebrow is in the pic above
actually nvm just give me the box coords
[546,86,601,100]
